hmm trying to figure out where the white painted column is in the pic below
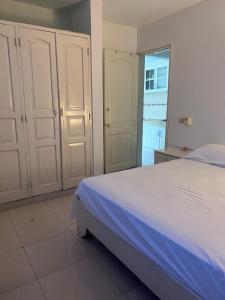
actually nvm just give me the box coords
[90,0,104,175]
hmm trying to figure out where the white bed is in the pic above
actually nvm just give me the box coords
[73,156,225,300]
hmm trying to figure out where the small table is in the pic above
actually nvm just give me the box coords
[154,147,192,164]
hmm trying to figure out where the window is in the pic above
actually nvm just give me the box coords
[157,67,167,89]
[145,66,168,91]
[145,69,155,90]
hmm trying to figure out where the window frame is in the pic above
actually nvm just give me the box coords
[144,65,168,93]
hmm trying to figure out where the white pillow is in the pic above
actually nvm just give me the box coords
[185,144,225,168]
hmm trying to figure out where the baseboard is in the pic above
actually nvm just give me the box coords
[0,188,75,211]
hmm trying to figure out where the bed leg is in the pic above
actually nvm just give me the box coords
[77,221,89,238]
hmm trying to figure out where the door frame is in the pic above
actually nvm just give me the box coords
[137,45,173,166]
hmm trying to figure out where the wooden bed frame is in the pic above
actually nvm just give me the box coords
[76,197,201,300]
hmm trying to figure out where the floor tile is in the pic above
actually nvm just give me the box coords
[0,281,45,300]
[16,214,66,246]
[25,232,90,278]
[94,250,140,293]
[0,249,35,294]
[46,195,73,214]
[0,211,21,255]
[8,202,53,225]
[0,211,9,223]
[57,210,77,231]
[125,284,159,300]
[39,258,121,300]
[76,236,109,257]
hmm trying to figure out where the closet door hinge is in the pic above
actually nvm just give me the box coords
[14,37,21,48]
[21,115,27,123]
[27,181,32,190]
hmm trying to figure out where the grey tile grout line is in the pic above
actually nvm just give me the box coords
[45,199,125,298]
[0,211,22,256]
[6,209,49,300]
[4,199,88,298]
[44,200,72,232]
[44,199,80,237]
[3,198,124,299]
[90,258,124,299]
[46,200,136,296]
[7,213,68,247]
[91,253,139,297]
[0,197,73,298]
[43,199,103,262]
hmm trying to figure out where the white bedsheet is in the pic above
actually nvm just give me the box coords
[74,159,225,300]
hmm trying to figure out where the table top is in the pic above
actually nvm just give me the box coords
[155,147,193,158]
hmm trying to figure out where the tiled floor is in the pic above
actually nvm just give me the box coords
[0,195,159,300]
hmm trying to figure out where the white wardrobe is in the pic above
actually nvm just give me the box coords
[0,21,92,204]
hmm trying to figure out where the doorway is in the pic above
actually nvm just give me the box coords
[141,48,171,166]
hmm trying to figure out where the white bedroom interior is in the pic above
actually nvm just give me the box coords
[0,0,225,299]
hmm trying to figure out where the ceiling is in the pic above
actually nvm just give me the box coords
[103,0,204,28]
[13,0,82,9]
[13,0,204,27]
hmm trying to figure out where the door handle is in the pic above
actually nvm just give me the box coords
[60,107,63,116]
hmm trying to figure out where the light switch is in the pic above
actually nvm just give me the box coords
[179,117,192,126]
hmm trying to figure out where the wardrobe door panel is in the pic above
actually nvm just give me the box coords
[36,146,58,185]
[57,34,91,189]
[19,27,61,196]
[66,46,84,109]
[0,24,28,203]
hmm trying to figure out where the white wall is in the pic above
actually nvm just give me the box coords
[138,0,225,149]
[67,0,91,34]
[0,0,70,29]
[103,20,137,53]
[90,0,104,175]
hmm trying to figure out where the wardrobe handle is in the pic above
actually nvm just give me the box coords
[53,109,57,117]
[60,107,63,116]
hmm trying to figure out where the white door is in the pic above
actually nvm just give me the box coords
[56,34,92,189]
[0,23,28,203]
[19,27,61,196]
[104,50,139,173]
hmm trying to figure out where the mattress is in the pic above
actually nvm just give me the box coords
[73,159,225,300]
